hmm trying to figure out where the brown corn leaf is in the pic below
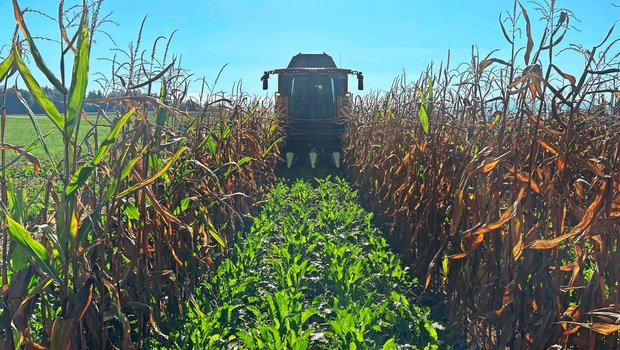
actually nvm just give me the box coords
[102,279,134,350]
[558,153,566,173]
[508,75,528,89]
[551,64,576,85]
[529,115,562,136]
[505,165,542,194]
[424,272,432,289]
[499,13,514,44]
[511,215,524,261]
[150,312,169,340]
[448,252,467,260]
[50,319,77,350]
[0,144,41,172]
[143,185,181,225]
[482,159,501,173]
[519,2,534,65]
[478,58,511,76]
[560,322,620,336]
[463,187,525,240]
[530,180,607,249]
[574,179,588,200]
[589,217,620,232]
[538,139,559,155]
[562,325,581,336]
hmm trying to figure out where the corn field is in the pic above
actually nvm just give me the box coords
[2,0,620,349]
[344,2,620,349]
[0,1,280,348]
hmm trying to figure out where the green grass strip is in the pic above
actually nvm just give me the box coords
[160,177,445,349]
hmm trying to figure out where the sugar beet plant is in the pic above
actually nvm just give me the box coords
[344,1,620,348]
[0,1,280,348]
[161,178,443,349]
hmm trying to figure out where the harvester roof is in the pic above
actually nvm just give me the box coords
[270,53,355,76]
[287,53,337,68]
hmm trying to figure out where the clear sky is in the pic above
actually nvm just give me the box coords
[0,0,618,97]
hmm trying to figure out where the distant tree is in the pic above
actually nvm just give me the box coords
[0,88,35,114]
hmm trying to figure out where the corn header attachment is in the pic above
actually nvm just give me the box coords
[261,53,363,168]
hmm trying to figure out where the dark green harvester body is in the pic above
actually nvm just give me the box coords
[261,53,363,168]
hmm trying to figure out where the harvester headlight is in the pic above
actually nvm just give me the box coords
[309,152,318,169]
[286,152,294,168]
[332,152,341,168]
[275,92,281,97]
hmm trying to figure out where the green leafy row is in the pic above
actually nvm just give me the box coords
[161,178,445,349]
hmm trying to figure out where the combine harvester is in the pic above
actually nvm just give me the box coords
[261,53,363,168]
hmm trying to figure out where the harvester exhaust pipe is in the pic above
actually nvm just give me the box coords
[332,152,341,168]
[309,151,318,169]
[286,152,295,168]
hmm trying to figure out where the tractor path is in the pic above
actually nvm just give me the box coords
[168,177,446,349]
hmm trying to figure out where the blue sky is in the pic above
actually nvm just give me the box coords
[1,0,618,96]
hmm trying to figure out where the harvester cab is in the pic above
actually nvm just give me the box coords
[261,53,363,168]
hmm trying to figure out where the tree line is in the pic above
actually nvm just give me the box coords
[0,86,105,114]
[1,87,199,115]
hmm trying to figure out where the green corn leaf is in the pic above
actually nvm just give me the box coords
[38,224,61,254]
[208,227,225,248]
[5,213,47,261]
[236,156,253,167]
[0,51,14,82]
[417,88,430,134]
[261,136,284,158]
[66,108,134,197]
[156,83,169,128]
[207,219,225,248]
[423,320,439,341]
[93,108,134,164]
[173,198,191,215]
[223,156,254,178]
[382,338,397,350]
[121,147,147,180]
[5,212,61,283]
[76,208,99,247]
[236,331,255,347]
[200,133,217,154]
[13,47,64,132]
[418,104,429,134]
[103,180,118,204]
[116,146,187,198]
[221,125,232,143]
[427,75,434,100]
[417,87,427,104]
[123,201,140,221]
[275,291,289,318]
[14,86,52,159]
[301,307,319,325]
[12,0,66,93]
[10,245,29,271]
[66,17,90,136]
[7,180,25,224]
[55,198,78,258]
[65,163,93,197]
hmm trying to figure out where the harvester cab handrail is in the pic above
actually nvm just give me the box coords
[261,69,363,90]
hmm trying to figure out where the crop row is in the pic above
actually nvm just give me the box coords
[162,178,444,349]
[344,3,620,349]
[0,2,281,348]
